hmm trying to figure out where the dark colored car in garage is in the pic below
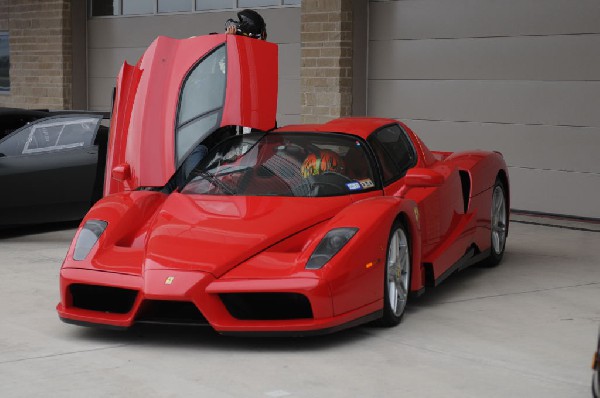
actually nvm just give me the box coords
[0,110,108,227]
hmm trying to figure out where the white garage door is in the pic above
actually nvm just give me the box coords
[87,6,301,126]
[367,0,600,219]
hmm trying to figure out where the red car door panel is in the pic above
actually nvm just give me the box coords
[105,34,278,195]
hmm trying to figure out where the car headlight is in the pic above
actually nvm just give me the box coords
[306,227,358,269]
[73,220,108,261]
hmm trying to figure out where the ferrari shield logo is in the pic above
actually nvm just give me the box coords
[414,207,420,223]
[165,276,175,285]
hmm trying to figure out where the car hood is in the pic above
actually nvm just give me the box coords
[144,193,353,277]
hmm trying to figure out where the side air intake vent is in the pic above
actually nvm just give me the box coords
[69,284,137,314]
[220,293,313,320]
[459,170,471,213]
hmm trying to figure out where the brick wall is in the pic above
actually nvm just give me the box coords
[0,0,72,110]
[301,0,353,123]
[0,1,6,30]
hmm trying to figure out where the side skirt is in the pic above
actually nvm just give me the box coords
[425,248,491,288]
[409,287,426,298]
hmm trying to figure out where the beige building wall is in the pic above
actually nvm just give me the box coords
[0,0,72,109]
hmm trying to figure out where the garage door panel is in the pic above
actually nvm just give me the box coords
[89,7,300,49]
[278,78,300,118]
[88,77,115,110]
[368,80,600,128]
[509,167,600,218]
[368,0,599,218]
[369,35,600,81]
[276,113,300,126]
[279,43,300,79]
[370,0,600,41]
[88,47,147,79]
[402,119,600,174]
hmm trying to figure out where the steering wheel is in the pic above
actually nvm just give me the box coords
[319,171,354,183]
[305,175,349,196]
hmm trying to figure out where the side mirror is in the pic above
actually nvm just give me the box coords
[0,153,5,158]
[111,163,131,182]
[404,168,445,188]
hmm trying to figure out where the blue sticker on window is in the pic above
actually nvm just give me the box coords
[346,182,362,191]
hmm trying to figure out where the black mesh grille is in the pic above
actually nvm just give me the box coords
[69,284,137,314]
[135,300,208,325]
[220,293,313,320]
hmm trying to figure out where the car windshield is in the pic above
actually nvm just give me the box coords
[181,132,378,197]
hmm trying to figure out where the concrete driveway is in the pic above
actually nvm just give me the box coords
[0,216,598,397]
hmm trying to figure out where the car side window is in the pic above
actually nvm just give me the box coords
[0,114,45,140]
[0,116,101,157]
[0,125,29,156]
[367,124,417,185]
[175,45,227,166]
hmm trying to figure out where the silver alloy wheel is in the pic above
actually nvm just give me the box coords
[387,227,410,317]
[491,185,507,255]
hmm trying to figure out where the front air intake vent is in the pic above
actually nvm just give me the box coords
[220,293,313,320]
[135,300,208,325]
[69,284,137,314]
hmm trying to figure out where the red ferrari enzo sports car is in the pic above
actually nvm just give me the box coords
[57,33,509,335]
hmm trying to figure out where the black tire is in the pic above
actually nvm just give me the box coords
[378,219,411,327]
[480,178,508,267]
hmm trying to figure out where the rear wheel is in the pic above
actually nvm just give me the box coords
[379,220,411,327]
[481,179,508,267]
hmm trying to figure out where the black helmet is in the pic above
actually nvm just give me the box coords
[234,9,267,40]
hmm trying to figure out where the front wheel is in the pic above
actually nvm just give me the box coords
[378,220,411,327]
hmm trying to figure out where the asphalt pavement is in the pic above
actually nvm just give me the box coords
[0,216,598,397]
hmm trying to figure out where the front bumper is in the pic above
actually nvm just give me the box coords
[57,267,382,335]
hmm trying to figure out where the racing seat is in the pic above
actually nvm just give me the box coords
[344,146,370,180]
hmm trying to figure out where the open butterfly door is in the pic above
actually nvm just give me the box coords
[104,34,278,195]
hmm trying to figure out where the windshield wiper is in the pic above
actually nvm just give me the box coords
[197,171,236,195]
